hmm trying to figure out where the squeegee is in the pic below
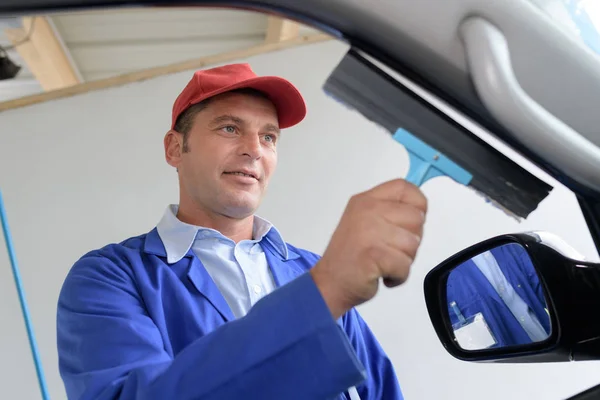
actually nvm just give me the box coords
[323,50,552,219]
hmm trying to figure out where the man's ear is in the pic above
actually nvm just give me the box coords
[164,130,184,168]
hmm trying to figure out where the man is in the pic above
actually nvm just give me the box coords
[56,63,427,400]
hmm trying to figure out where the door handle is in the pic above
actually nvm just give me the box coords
[459,16,600,191]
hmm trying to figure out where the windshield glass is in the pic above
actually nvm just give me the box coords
[530,0,600,55]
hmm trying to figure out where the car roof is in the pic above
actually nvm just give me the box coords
[256,0,600,193]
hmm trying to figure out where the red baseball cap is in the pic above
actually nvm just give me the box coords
[171,63,306,130]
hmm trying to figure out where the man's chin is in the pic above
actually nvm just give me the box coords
[221,206,258,220]
[219,195,261,219]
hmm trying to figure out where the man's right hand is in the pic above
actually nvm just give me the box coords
[310,179,428,320]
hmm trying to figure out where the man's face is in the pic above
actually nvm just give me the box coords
[166,91,280,220]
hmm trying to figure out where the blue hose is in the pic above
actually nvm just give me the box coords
[0,190,50,400]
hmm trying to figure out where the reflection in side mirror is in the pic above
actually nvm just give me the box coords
[445,243,552,351]
[425,232,600,363]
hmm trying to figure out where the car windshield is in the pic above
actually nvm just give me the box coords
[531,0,600,55]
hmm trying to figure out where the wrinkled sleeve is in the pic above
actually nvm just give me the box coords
[57,255,366,400]
[341,309,404,400]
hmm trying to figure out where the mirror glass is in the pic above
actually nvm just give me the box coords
[445,242,552,351]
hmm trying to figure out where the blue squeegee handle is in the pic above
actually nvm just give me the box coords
[0,190,50,400]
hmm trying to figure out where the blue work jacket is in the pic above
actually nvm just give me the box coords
[446,245,551,347]
[56,228,403,400]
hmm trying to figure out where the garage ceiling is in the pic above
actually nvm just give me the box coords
[0,7,324,103]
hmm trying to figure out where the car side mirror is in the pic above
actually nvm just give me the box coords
[424,231,600,363]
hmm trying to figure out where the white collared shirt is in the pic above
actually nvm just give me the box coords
[156,204,288,319]
[472,251,549,341]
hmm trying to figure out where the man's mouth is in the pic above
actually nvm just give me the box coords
[224,171,258,180]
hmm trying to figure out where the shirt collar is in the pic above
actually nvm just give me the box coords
[156,204,289,264]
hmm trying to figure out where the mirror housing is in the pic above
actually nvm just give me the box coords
[424,231,600,363]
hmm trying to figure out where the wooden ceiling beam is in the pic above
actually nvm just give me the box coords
[4,16,82,91]
[0,32,332,112]
[265,16,300,43]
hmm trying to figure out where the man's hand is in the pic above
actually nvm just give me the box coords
[310,179,428,319]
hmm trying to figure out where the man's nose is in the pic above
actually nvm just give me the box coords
[240,134,262,159]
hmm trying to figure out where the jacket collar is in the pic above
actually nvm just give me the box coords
[145,204,292,263]
[143,205,302,323]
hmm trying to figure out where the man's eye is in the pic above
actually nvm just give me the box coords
[264,134,276,143]
[222,126,236,134]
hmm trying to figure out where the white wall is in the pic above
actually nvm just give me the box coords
[1,39,600,400]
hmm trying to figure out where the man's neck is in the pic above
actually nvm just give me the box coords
[175,204,254,243]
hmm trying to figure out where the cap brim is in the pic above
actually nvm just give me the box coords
[204,76,306,129]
